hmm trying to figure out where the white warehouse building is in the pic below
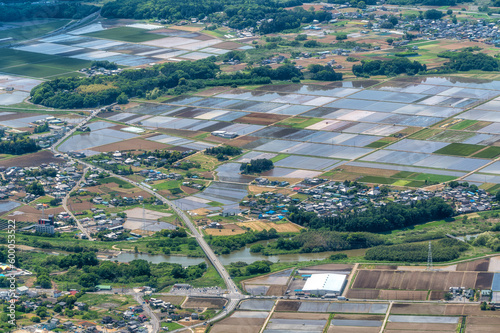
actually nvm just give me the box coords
[302,273,347,296]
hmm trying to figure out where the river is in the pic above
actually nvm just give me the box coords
[114,241,366,266]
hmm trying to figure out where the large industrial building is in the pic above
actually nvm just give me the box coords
[302,273,347,296]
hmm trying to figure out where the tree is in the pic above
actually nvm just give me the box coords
[240,159,274,174]
[78,273,99,288]
[31,317,41,323]
[26,182,45,196]
[447,9,453,15]
[357,1,366,9]
[336,33,348,41]
[116,93,129,104]
[386,38,394,45]
[425,9,444,20]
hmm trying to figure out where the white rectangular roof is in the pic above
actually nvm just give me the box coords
[302,273,346,292]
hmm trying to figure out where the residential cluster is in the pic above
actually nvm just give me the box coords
[241,180,497,218]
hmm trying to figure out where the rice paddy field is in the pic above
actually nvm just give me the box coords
[43,74,500,196]
[0,21,245,78]
[4,18,500,190]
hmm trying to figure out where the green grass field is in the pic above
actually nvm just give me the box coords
[409,128,442,140]
[358,176,394,184]
[412,173,457,183]
[429,130,475,143]
[270,154,290,163]
[472,146,500,159]
[276,117,322,129]
[154,180,183,190]
[98,177,134,188]
[433,143,484,156]
[449,120,478,130]
[84,27,166,43]
[161,322,184,330]
[364,138,394,148]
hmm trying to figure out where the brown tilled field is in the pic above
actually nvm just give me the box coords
[275,300,300,312]
[475,272,494,289]
[457,258,490,272]
[352,270,380,289]
[429,290,445,300]
[204,228,246,236]
[182,297,226,309]
[266,285,286,296]
[0,150,64,167]
[346,289,380,299]
[226,136,259,147]
[390,303,446,315]
[378,290,427,301]
[237,113,288,126]
[210,317,265,333]
[352,270,484,294]
[92,138,169,152]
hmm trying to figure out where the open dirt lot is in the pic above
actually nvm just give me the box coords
[237,220,302,233]
[124,207,172,219]
[183,297,227,309]
[0,150,65,167]
[156,296,185,306]
[6,204,64,223]
[92,138,168,152]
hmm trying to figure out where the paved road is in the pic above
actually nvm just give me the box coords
[61,166,93,240]
[134,292,160,333]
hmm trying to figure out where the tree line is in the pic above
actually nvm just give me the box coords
[31,59,302,109]
[101,0,331,34]
[364,238,469,262]
[353,49,498,77]
[206,229,279,254]
[36,251,208,289]
[265,230,385,254]
[205,145,242,161]
[0,136,39,155]
[0,3,98,21]
[288,197,454,232]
